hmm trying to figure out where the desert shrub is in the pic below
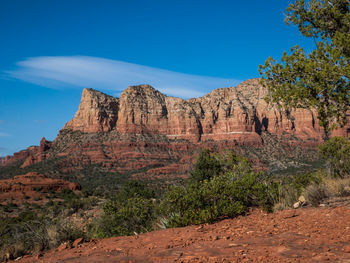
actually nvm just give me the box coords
[271,183,300,211]
[303,182,329,206]
[161,151,278,227]
[324,178,350,197]
[162,171,276,227]
[319,137,350,178]
[270,170,326,211]
[189,149,223,183]
[302,176,350,206]
[0,215,84,261]
[218,150,252,176]
[292,171,324,192]
[90,197,156,238]
[88,180,156,238]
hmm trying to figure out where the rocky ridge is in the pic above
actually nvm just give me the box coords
[65,78,349,143]
[0,172,80,204]
[1,79,349,180]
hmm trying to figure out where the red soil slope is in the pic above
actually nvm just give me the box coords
[16,205,350,262]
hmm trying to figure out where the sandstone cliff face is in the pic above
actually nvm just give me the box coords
[63,79,350,143]
[1,79,349,180]
[64,88,119,132]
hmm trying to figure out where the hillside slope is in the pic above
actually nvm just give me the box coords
[16,204,350,262]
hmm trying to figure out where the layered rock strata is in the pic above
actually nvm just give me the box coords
[64,79,349,143]
[0,172,80,204]
[1,79,349,178]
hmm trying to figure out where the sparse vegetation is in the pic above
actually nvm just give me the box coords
[0,188,101,261]
[88,181,156,238]
[1,139,350,260]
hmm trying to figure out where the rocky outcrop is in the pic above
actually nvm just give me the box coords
[64,79,349,143]
[0,138,52,168]
[64,88,119,132]
[1,79,349,180]
[20,137,52,168]
[0,172,80,204]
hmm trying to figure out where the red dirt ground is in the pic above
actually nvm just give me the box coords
[14,202,350,263]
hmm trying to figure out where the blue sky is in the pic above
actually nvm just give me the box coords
[0,0,314,157]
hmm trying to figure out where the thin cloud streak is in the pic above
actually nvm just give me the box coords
[7,56,241,98]
[0,132,9,137]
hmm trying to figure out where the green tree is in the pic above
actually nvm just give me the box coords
[259,0,350,139]
[319,136,350,177]
[189,149,223,183]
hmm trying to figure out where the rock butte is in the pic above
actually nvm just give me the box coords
[1,79,349,178]
[64,78,349,142]
[0,172,80,204]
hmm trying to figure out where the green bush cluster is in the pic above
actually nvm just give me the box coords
[89,149,330,234]
[88,181,156,238]
[161,150,278,227]
[319,137,350,178]
[161,172,275,227]
[88,151,277,235]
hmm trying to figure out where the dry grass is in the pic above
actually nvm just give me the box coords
[272,184,299,212]
[303,175,350,206]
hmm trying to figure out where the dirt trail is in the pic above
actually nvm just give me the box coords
[16,206,350,262]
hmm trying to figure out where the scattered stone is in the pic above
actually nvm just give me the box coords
[73,238,84,248]
[298,196,306,204]
[228,243,240,247]
[35,253,43,259]
[293,201,301,209]
[343,245,350,253]
[57,242,70,251]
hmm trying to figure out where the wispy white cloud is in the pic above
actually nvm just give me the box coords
[0,132,9,137]
[6,56,241,98]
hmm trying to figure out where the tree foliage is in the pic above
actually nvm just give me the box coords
[189,149,223,183]
[88,180,156,238]
[162,150,277,227]
[259,0,350,139]
[319,136,350,177]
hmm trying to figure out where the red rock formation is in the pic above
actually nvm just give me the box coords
[20,137,52,168]
[0,172,80,204]
[1,79,349,178]
[64,79,350,143]
[64,88,119,132]
[0,138,52,168]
